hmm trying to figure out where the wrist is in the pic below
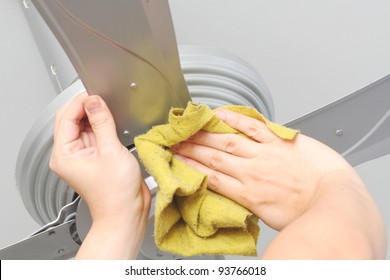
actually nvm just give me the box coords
[76,189,151,259]
[85,181,151,223]
[308,169,363,208]
[76,210,149,259]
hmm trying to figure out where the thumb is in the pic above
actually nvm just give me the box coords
[83,95,121,150]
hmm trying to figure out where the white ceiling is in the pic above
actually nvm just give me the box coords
[0,0,389,258]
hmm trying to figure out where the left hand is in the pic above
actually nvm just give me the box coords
[173,109,386,259]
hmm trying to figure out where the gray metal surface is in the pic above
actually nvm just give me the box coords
[0,221,78,260]
[286,74,390,166]
[22,0,77,93]
[179,45,275,120]
[15,80,84,226]
[32,0,190,147]
[0,198,81,260]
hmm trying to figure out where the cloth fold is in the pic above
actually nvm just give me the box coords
[134,102,298,256]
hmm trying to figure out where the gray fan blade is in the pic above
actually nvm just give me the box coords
[0,221,79,260]
[32,0,190,147]
[285,74,390,166]
[0,197,81,260]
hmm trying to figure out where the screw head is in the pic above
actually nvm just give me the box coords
[50,64,57,77]
[129,82,137,89]
[123,130,130,136]
[22,0,30,9]
[336,129,343,136]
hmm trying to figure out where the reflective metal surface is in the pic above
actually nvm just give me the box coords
[0,198,81,260]
[286,74,390,166]
[32,0,190,146]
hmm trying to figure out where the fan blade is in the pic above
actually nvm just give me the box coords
[285,74,390,166]
[0,221,79,260]
[31,0,190,147]
[0,197,81,260]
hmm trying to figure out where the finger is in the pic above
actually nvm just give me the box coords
[54,92,88,140]
[216,109,277,143]
[83,95,121,150]
[82,119,97,147]
[172,141,244,178]
[80,131,91,148]
[55,92,89,148]
[186,130,259,158]
[54,107,65,140]
[174,154,248,206]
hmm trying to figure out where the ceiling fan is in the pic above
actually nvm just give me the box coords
[0,0,389,259]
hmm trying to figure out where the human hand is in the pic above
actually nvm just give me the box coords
[50,92,150,259]
[172,109,357,231]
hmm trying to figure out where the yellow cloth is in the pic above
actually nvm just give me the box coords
[134,102,298,256]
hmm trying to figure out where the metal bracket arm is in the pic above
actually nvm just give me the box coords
[0,197,81,260]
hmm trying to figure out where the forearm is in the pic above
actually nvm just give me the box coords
[262,170,387,259]
[75,215,147,260]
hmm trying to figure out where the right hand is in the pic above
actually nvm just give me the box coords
[172,109,358,231]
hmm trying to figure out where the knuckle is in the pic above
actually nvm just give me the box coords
[245,122,262,139]
[245,190,259,206]
[209,151,223,170]
[49,156,56,171]
[223,135,238,154]
[207,171,222,192]
[49,155,62,176]
[90,114,109,130]
[238,187,259,208]
[49,148,59,170]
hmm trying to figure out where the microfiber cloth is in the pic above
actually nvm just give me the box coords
[134,102,298,256]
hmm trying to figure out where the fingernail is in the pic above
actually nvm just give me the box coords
[216,109,227,121]
[84,96,102,113]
